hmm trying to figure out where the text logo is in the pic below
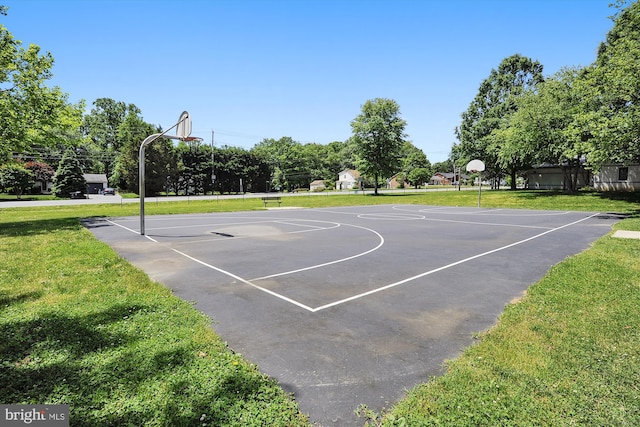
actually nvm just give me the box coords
[1,405,68,426]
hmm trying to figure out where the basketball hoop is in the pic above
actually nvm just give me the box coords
[140,110,198,235]
[465,159,485,208]
[182,136,204,152]
[181,136,203,142]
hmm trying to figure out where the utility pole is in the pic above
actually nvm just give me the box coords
[211,130,216,187]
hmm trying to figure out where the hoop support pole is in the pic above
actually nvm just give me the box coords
[139,113,193,235]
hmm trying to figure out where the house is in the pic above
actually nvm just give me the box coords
[525,164,590,190]
[83,174,109,194]
[429,171,469,186]
[33,179,53,194]
[309,180,326,191]
[336,169,363,190]
[387,173,410,189]
[593,164,640,191]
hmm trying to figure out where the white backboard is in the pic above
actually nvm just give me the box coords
[176,111,192,139]
[466,159,485,172]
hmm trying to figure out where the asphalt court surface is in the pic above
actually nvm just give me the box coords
[85,205,622,426]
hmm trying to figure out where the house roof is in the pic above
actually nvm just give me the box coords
[339,169,361,179]
[310,180,325,186]
[433,171,470,180]
[83,174,108,183]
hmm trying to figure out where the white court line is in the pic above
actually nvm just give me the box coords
[166,220,341,246]
[251,223,384,281]
[415,208,571,217]
[142,219,278,232]
[106,211,600,313]
[310,212,601,312]
[274,220,330,230]
[347,206,552,229]
[106,219,158,242]
[168,247,316,312]
[421,217,551,230]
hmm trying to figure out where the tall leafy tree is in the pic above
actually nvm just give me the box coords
[455,54,544,189]
[0,163,34,199]
[502,68,588,190]
[0,14,84,161]
[327,140,357,176]
[350,98,407,195]
[401,142,431,187]
[25,160,55,193]
[111,111,173,195]
[176,140,210,195]
[81,98,141,179]
[251,136,308,191]
[53,149,86,198]
[569,1,640,167]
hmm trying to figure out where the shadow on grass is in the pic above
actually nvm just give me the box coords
[0,290,44,308]
[0,300,289,425]
[0,304,149,393]
[0,217,83,237]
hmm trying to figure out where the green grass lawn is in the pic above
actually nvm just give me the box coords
[1,190,639,426]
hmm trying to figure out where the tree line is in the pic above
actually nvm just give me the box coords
[1,5,435,198]
[454,1,640,190]
[2,2,637,197]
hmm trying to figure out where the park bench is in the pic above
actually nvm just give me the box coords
[261,196,282,207]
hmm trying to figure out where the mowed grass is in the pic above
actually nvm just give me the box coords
[0,204,308,425]
[376,224,640,426]
[1,190,639,426]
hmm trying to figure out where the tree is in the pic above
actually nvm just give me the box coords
[503,68,588,191]
[53,149,86,198]
[0,163,34,199]
[111,112,173,195]
[25,160,55,193]
[81,98,141,179]
[401,142,431,187]
[408,168,431,189]
[251,137,309,191]
[455,54,544,189]
[0,16,84,161]
[350,98,407,195]
[176,140,210,195]
[326,140,357,176]
[432,159,454,175]
[568,1,640,167]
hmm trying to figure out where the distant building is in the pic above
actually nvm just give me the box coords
[525,163,640,191]
[310,180,326,191]
[387,173,410,189]
[593,164,640,191]
[429,171,468,186]
[336,169,363,190]
[525,164,590,190]
[83,174,108,194]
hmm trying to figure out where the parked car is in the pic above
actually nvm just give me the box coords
[70,191,86,199]
[103,187,116,195]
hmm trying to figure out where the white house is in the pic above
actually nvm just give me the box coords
[593,164,640,191]
[336,169,363,190]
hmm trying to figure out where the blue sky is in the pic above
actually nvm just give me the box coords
[4,0,616,163]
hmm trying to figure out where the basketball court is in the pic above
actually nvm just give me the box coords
[84,204,621,426]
